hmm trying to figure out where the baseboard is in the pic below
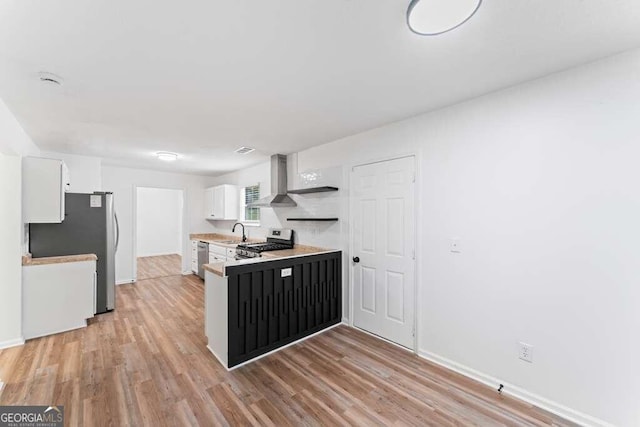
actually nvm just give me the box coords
[182,271,195,276]
[418,350,613,427]
[24,322,87,341]
[137,252,181,258]
[0,337,25,350]
[116,279,135,285]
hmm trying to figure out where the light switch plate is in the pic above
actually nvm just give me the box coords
[450,238,461,253]
[281,268,292,278]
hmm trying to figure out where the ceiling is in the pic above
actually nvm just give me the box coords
[1,0,639,175]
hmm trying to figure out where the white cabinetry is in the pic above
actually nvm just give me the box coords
[205,185,238,220]
[209,243,227,263]
[23,260,96,340]
[22,157,70,223]
[191,240,198,273]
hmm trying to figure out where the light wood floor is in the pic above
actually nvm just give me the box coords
[137,254,182,281]
[0,273,576,426]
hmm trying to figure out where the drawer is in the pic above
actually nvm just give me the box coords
[209,244,226,257]
[191,240,198,248]
[191,260,198,273]
[209,254,226,264]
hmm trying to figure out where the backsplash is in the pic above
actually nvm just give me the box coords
[210,165,345,250]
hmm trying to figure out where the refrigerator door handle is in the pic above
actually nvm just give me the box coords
[93,271,98,314]
[114,212,120,252]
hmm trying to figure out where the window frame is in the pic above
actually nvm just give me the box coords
[241,184,261,225]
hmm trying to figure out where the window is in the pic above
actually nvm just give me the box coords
[243,184,260,222]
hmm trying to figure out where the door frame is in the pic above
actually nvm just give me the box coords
[348,153,419,353]
[132,185,188,281]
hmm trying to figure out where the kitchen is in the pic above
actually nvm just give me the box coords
[1,1,640,426]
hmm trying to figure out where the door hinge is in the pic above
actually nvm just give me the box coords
[412,249,415,260]
[412,172,416,183]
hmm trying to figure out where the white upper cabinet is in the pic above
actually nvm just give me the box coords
[205,184,238,220]
[23,157,70,223]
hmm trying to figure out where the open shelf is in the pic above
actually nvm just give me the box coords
[287,186,339,194]
[286,218,339,222]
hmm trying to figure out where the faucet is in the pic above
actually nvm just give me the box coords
[232,222,247,242]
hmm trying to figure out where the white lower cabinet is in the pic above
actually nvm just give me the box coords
[191,240,198,273]
[209,243,227,263]
[23,260,96,340]
[209,253,226,264]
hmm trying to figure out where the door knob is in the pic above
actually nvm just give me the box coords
[353,256,360,263]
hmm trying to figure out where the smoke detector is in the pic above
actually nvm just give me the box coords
[38,72,63,86]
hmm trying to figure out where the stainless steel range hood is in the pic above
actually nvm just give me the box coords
[247,154,297,208]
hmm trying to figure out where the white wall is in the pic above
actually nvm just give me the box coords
[0,155,24,348]
[212,49,640,425]
[136,187,183,257]
[0,98,39,349]
[293,49,640,426]
[41,152,102,193]
[0,98,40,157]
[102,165,217,283]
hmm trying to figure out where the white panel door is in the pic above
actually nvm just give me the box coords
[351,156,415,348]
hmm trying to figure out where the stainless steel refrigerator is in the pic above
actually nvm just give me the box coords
[29,192,119,314]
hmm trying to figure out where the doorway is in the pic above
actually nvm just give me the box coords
[350,156,416,349]
[135,187,184,281]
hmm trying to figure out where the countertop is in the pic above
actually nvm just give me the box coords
[189,233,261,248]
[202,244,338,277]
[22,253,98,266]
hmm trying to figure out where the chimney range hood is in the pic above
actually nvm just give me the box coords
[247,154,297,208]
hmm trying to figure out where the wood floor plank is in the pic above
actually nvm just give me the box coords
[0,261,578,426]
[137,254,182,281]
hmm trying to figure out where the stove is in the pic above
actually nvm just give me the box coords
[236,228,294,259]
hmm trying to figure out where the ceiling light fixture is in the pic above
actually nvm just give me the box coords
[407,0,482,36]
[235,147,255,154]
[156,151,179,162]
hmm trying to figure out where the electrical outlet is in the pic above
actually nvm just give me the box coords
[518,342,534,363]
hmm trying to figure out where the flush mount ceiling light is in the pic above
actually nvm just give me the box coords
[156,151,179,161]
[38,71,64,86]
[235,146,255,154]
[407,0,482,36]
